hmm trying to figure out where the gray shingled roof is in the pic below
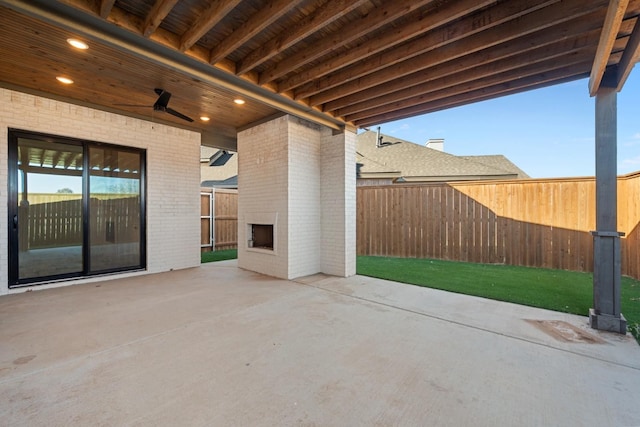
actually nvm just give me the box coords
[356,131,527,181]
[459,155,529,178]
[200,132,528,186]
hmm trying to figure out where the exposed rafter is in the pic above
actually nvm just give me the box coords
[356,65,593,128]
[346,53,596,123]
[306,0,606,107]
[324,16,605,114]
[179,0,242,52]
[209,0,296,64]
[99,0,115,18]
[589,0,630,94]
[258,0,437,85]
[281,0,499,95]
[337,37,600,119]
[1,0,639,132]
[616,16,640,90]
[142,0,179,37]
[236,0,368,75]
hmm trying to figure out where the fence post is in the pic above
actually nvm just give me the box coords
[211,188,216,251]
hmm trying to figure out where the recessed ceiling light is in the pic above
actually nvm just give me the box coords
[67,38,89,49]
[200,116,210,121]
[56,76,74,84]
[233,98,245,105]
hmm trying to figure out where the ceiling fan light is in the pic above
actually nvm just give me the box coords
[67,38,88,49]
[200,116,210,121]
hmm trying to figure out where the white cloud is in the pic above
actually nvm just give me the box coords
[623,133,640,147]
[622,156,640,166]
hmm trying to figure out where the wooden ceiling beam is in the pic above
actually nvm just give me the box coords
[304,0,607,106]
[345,53,595,122]
[51,150,63,169]
[142,0,179,37]
[281,0,501,95]
[356,76,586,128]
[339,39,598,119]
[209,0,298,64]
[344,34,620,121]
[617,16,640,90]
[99,0,115,19]
[56,0,97,15]
[236,0,368,75]
[355,65,593,127]
[589,0,629,94]
[258,0,435,85]
[63,153,78,169]
[179,0,242,52]
[102,5,234,72]
[324,13,605,113]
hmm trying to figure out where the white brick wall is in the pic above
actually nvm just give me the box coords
[287,117,322,278]
[0,88,201,295]
[321,129,357,276]
[238,115,355,279]
[237,115,290,278]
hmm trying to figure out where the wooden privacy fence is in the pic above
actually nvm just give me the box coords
[21,195,140,249]
[200,188,238,251]
[357,172,640,280]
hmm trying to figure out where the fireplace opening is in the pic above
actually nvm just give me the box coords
[250,224,274,250]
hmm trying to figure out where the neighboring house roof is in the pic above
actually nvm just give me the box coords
[356,131,528,182]
[460,155,530,179]
[201,176,238,189]
[200,146,238,187]
[201,132,529,187]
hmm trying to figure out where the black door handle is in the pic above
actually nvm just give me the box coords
[13,214,18,229]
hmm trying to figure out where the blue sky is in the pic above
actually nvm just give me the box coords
[381,69,640,178]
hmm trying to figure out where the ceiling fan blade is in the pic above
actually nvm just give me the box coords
[166,107,194,122]
[154,90,171,109]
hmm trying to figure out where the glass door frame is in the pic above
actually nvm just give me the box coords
[7,129,147,288]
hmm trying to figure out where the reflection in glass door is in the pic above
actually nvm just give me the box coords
[89,146,142,272]
[14,138,84,280]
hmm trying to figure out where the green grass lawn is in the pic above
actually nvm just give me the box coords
[357,256,640,342]
[201,249,237,263]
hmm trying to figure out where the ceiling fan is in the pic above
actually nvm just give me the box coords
[115,88,194,122]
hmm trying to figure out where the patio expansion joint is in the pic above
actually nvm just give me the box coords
[294,280,640,372]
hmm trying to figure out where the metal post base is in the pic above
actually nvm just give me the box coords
[589,308,627,334]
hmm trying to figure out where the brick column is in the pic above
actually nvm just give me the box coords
[320,128,356,277]
[238,115,355,279]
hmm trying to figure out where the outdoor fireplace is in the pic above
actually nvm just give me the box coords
[249,224,274,250]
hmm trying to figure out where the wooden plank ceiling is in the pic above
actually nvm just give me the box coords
[1,0,639,140]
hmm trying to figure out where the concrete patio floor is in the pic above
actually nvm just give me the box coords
[1,261,639,426]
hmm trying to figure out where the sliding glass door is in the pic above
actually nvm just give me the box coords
[8,130,146,287]
[89,146,143,272]
[13,139,84,280]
